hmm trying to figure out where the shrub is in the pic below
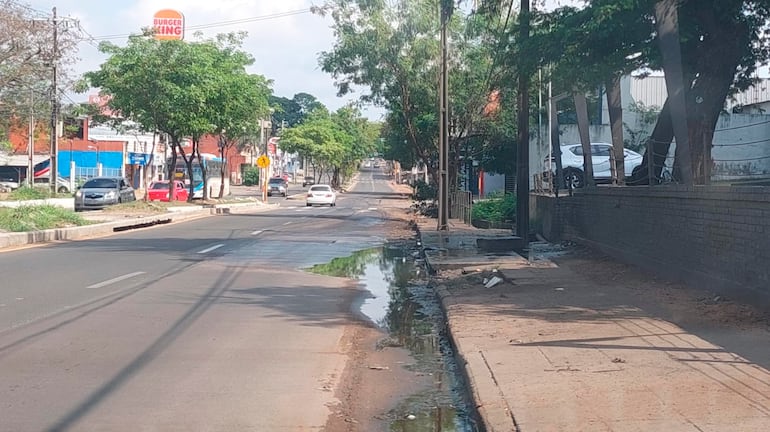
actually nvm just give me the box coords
[472,192,516,223]
[243,167,260,186]
[413,180,437,201]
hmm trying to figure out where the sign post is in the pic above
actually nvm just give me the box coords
[257,154,270,203]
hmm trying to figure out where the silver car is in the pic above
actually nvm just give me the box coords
[74,177,136,211]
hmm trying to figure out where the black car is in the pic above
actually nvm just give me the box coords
[302,176,316,187]
[267,177,288,197]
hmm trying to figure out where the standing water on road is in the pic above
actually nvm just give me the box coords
[309,243,480,432]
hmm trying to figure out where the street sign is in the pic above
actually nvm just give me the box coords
[257,155,270,169]
[153,9,185,40]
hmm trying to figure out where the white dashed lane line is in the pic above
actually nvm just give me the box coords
[87,272,146,289]
[197,244,225,254]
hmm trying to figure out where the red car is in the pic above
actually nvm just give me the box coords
[147,180,189,202]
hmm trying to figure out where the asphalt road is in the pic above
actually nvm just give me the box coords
[0,168,403,431]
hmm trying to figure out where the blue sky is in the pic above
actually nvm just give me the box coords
[23,0,581,121]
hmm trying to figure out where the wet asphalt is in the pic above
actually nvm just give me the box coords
[0,168,402,432]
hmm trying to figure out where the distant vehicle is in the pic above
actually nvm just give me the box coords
[0,177,19,191]
[302,176,316,187]
[306,184,337,207]
[267,177,288,197]
[33,176,71,193]
[74,176,136,211]
[545,143,643,189]
[167,153,228,199]
[147,180,189,202]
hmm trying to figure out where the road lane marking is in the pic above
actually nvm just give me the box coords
[251,230,264,236]
[87,272,146,289]
[198,244,225,254]
[368,207,378,211]
[283,221,292,226]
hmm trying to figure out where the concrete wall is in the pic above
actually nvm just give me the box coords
[532,186,770,307]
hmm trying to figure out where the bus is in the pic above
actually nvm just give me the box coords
[167,153,229,199]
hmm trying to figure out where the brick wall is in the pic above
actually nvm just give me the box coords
[532,186,770,307]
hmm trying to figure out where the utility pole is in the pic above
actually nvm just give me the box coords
[49,7,59,195]
[516,0,530,240]
[28,89,35,187]
[437,0,452,231]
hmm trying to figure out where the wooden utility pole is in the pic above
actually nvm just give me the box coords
[515,0,530,240]
[49,7,59,194]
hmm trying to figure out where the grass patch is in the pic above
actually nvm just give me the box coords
[102,200,173,214]
[0,186,71,201]
[0,205,91,232]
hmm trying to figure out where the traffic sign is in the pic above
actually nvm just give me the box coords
[257,155,270,169]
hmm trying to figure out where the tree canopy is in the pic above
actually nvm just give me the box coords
[84,31,272,199]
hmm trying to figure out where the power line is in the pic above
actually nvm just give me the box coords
[90,8,316,41]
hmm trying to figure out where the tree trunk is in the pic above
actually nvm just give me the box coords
[573,92,595,187]
[219,135,227,199]
[169,138,178,201]
[629,98,674,185]
[194,139,208,201]
[606,75,625,184]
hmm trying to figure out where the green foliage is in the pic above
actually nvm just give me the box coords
[0,205,90,232]
[472,192,516,223]
[412,180,437,202]
[308,247,381,277]
[243,167,260,186]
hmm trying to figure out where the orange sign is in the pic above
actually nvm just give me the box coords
[153,9,185,40]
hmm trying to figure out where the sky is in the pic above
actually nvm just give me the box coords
[23,0,581,121]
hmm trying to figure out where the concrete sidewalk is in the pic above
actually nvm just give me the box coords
[417,219,770,431]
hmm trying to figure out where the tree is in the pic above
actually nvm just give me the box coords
[85,31,271,201]
[527,0,770,184]
[1,1,81,149]
[280,105,376,189]
[319,0,441,182]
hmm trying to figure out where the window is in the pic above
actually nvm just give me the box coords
[592,145,611,157]
[150,182,168,190]
[83,178,118,188]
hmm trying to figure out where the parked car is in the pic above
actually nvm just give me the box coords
[147,180,189,202]
[33,176,72,193]
[74,177,136,211]
[267,177,288,197]
[302,176,316,187]
[306,184,337,207]
[545,143,643,189]
[0,177,19,191]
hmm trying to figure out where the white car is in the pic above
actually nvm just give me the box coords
[546,143,643,188]
[306,184,337,207]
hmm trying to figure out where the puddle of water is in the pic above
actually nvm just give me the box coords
[309,244,480,432]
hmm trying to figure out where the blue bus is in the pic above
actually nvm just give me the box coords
[167,153,228,199]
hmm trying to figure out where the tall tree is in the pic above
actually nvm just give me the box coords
[319,0,441,182]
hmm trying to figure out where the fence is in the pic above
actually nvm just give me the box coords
[75,167,122,180]
[450,191,473,225]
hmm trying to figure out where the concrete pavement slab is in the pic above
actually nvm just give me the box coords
[417,218,770,431]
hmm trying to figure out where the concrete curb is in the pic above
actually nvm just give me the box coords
[0,202,279,250]
[419,226,519,432]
